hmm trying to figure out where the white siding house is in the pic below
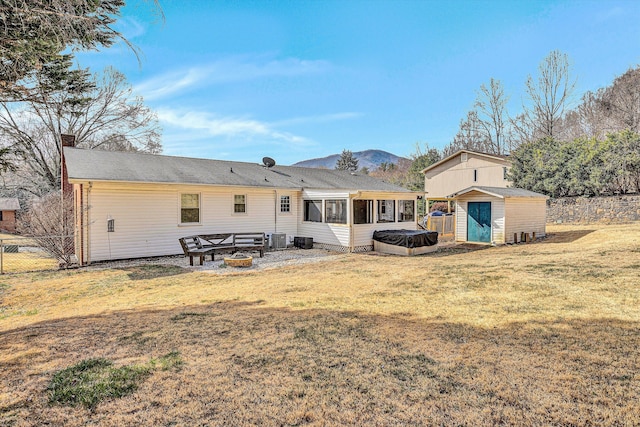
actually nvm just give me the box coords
[451,186,548,245]
[64,148,421,263]
[422,150,511,201]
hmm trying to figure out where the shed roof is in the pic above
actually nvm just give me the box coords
[448,186,548,199]
[0,198,20,211]
[63,148,414,193]
[421,149,510,174]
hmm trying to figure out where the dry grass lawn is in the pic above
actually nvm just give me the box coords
[0,233,57,273]
[1,222,639,426]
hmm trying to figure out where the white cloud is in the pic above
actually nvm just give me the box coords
[135,55,332,100]
[157,108,311,146]
[117,16,147,40]
[273,112,363,126]
[597,6,624,22]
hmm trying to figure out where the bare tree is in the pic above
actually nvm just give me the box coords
[556,65,640,143]
[0,64,161,196]
[443,110,490,156]
[523,50,576,140]
[475,78,510,154]
[599,66,640,133]
[560,90,610,141]
[17,191,76,266]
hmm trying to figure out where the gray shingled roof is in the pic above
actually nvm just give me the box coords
[421,149,510,173]
[448,186,548,199]
[0,198,20,210]
[64,148,414,193]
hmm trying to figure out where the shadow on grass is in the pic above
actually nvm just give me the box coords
[429,243,493,257]
[363,243,492,259]
[116,265,189,281]
[545,229,596,244]
[1,302,639,426]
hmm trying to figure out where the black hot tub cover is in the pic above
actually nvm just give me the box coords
[373,229,439,248]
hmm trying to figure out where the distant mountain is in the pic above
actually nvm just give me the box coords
[292,149,408,170]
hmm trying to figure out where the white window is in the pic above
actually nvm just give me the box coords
[325,199,347,224]
[377,200,395,223]
[398,200,415,222]
[181,193,200,223]
[234,194,247,213]
[280,195,291,213]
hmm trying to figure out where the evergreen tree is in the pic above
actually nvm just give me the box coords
[1,1,162,96]
[335,149,359,171]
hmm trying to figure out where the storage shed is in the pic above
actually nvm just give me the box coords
[0,198,20,233]
[449,186,548,245]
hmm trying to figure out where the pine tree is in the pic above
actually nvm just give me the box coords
[335,149,359,171]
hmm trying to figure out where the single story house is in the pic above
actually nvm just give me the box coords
[63,147,422,264]
[448,186,548,245]
[0,198,20,233]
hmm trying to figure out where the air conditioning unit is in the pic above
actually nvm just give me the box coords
[271,233,287,250]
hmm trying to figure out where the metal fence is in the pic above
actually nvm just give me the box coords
[0,235,68,274]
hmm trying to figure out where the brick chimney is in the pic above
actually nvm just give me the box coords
[60,134,76,195]
[60,134,76,259]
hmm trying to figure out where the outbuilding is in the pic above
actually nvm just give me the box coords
[449,186,548,245]
[0,198,20,233]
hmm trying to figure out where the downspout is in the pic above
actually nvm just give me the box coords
[79,184,84,266]
[86,182,92,264]
[274,190,278,233]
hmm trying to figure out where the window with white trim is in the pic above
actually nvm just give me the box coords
[280,195,291,213]
[325,199,347,224]
[180,193,200,223]
[234,194,247,213]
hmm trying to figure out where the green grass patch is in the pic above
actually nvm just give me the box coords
[118,265,188,280]
[150,351,184,371]
[47,352,183,409]
[47,358,151,409]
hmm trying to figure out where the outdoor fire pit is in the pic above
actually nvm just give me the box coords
[223,253,253,267]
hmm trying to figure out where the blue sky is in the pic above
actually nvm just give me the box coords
[76,0,640,165]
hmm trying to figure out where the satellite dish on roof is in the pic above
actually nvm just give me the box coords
[262,157,276,168]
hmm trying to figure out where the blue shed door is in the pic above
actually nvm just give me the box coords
[467,202,491,243]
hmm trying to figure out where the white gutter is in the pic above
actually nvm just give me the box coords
[274,190,278,233]
[86,182,92,265]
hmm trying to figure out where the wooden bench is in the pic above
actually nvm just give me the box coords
[178,232,266,265]
[178,236,217,266]
[233,232,266,257]
[199,233,236,260]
